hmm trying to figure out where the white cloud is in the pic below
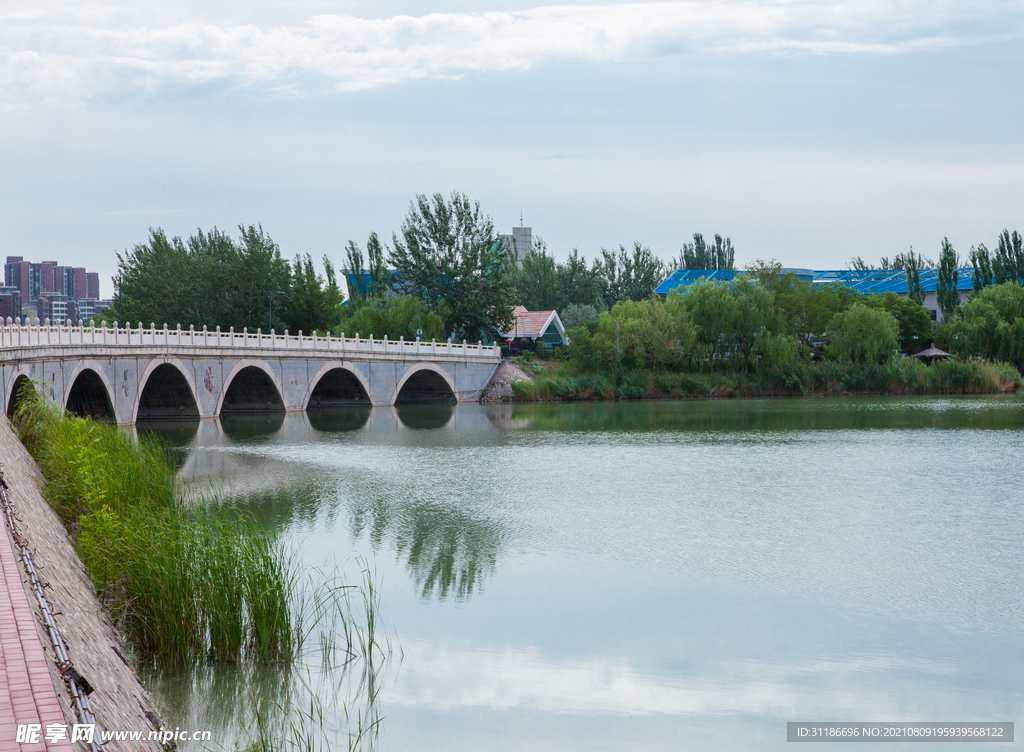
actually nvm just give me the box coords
[1,0,1022,105]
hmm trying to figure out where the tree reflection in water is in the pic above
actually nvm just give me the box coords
[351,497,502,601]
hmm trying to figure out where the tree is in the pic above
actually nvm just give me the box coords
[937,282,1024,371]
[904,249,925,305]
[514,240,559,311]
[679,234,735,270]
[560,303,601,330]
[826,304,899,364]
[282,254,344,334]
[555,249,606,311]
[969,243,993,293]
[336,295,447,342]
[936,237,960,321]
[863,292,932,354]
[389,192,515,340]
[599,243,666,307]
[993,229,1024,285]
[113,225,292,331]
[343,232,390,301]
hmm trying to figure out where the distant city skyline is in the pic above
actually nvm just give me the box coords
[1,0,1022,292]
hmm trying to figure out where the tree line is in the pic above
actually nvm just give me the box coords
[563,260,1024,384]
[104,191,737,342]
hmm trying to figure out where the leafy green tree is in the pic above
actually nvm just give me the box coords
[599,243,666,307]
[282,254,344,334]
[992,229,1024,285]
[826,304,900,364]
[114,225,292,331]
[679,233,735,270]
[936,282,1024,371]
[560,303,600,330]
[389,192,515,340]
[937,237,960,321]
[969,243,993,293]
[904,249,925,305]
[863,292,932,354]
[601,298,696,374]
[337,296,447,342]
[343,232,391,301]
[556,249,606,310]
[514,240,559,311]
[670,277,779,371]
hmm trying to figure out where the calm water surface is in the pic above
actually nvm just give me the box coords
[146,397,1024,751]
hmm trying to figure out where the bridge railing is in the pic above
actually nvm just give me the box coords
[0,319,502,358]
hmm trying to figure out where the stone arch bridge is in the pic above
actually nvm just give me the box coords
[0,321,502,425]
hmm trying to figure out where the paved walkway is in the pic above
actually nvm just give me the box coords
[0,521,73,752]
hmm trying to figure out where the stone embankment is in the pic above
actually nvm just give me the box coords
[0,421,165,752]
[480,359,534,402]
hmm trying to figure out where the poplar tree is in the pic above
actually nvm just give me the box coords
[904,248,925,305]
[993,229,1024,285]
[936,237,960,321]
[969,243,993,293]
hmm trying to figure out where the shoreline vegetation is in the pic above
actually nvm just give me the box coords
[510,268,1024,403]
[13,385,296,667]
[510,356,1021,403]
[11,384,389,750]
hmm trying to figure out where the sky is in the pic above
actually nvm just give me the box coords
[2,0,1023,294]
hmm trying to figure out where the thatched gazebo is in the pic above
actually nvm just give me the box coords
[911,343,954,365]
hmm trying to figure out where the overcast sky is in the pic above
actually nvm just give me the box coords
[2,0,1023,294]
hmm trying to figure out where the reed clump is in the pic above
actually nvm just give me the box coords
[13,386,294,667]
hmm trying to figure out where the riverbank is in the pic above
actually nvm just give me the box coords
[510,357,1022,402]
[0,418,166,752]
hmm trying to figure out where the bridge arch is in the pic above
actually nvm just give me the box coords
[133,359,200,422]
[217,359,285,415]
[392,363,457,404]
[64,362,116,421]
[6,374,33,419]
[304,361,372,409]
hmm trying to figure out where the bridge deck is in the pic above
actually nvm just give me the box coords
[0,322,501,359]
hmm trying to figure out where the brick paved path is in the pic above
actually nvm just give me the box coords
[0,522,72,752]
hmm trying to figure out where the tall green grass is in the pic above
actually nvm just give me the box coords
[512,358,1022,402]
[13,387,294,667]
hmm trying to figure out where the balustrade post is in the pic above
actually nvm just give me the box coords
[216,325,221,346]
[163,323,168,345]
[432,338,436,354]
[189,324,195,345]
[312,330,316,350]
[383,335,388,353]
[284,330,289,347]
[243,327,248,347]
[368,334,373,352]
[202,325,207,345]
[257,327,262,347]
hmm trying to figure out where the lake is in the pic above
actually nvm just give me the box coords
[143,396,1024,751]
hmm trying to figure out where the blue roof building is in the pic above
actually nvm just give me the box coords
[655,267,978,322]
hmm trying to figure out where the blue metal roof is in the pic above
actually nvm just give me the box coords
[656,268,978,296]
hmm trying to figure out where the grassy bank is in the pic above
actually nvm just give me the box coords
[14,388,294,667]
[512,357,1022,402]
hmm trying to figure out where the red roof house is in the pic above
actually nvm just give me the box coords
[500,306,566,345]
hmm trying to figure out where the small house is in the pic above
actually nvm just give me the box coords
[500,306,566,347]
